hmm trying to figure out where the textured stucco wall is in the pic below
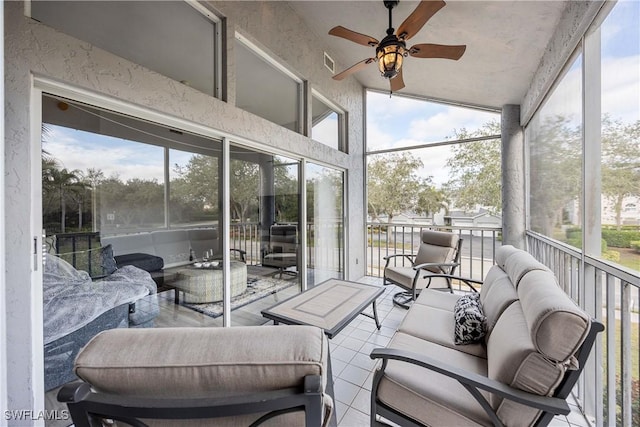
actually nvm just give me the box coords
[4,0,365,414]
[521,0,604,124]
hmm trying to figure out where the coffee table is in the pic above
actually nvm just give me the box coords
[261,279,384,338]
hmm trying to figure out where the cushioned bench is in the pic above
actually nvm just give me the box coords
[58,325,334,426]
[370,245,604,427]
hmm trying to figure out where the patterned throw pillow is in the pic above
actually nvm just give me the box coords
[453,293,487,345]
[58,244,118,279]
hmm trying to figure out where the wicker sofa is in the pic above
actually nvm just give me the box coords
[370,245,604,426]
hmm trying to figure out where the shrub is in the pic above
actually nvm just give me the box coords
[602,230,640,248]
[603,250,620,263]
[631,241,640,253]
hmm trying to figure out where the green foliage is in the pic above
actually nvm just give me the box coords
[631,241,640,253]
[602,230,640,248]
[367,152,424,222]
[603,250,621,262]
[445,120,502,214]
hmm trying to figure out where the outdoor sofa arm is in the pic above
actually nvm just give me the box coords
[59,375,325,427]
[420,273,483,293]
[370,348,570,427]
[382,253,416,267]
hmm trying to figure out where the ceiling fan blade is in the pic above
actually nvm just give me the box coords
[409,43,466,60]
[390,68,405,92]
[396,0,446,41]
[328,26,379,47]
[333,58,376,81]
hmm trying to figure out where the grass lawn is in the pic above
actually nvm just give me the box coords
[603,318,639,380]
[616,247,640,272]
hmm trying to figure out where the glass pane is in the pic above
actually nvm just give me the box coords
[528,54,583,246]
[600,1,640,271]
[307,163,344,286]
[312,95,342,151]
[228,146,301,325]
[235,40,300,132]
[366,130,501,281]
[366,90,500,151]
[32,1,218,96]
[41,95,226,397]
[169,149,220,229]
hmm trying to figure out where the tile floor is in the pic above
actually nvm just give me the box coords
[331,276,591,427]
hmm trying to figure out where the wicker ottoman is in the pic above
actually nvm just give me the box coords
[174,261,247,303]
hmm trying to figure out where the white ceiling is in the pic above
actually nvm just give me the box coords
[288,1,568,110]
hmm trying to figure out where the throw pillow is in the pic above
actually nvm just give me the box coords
[453,293,487,345]
[58,244,117,279]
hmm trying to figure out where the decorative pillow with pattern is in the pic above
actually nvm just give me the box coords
[453,292,487,345]
[58,244,118,279]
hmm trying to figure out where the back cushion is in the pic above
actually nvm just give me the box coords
[479,266,518,337]
[487,303,565,426]
[188,228,219,257]
[518,270,590,362]
[494,245,519,268]
[414,230,459,273]
[151,230,190,267]
[102,233,155,257]
[503,250,550,289]
[271,225,297,253]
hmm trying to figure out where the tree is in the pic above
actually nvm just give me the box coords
[602,116,640,229]
[416,179,448,221]
[444,120,502,214]
[367,152,422,223]
[230,159,259,223]
[42,165,84,233]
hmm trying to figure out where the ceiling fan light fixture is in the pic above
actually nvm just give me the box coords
[376,40,406,79]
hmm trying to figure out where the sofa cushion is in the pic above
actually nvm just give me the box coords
[503,250,551,289]
[454,293,487,345]
[151,230,190,268]
[414,288,460,311]
[376,332,491,427]
[399,301,486,358]
[494,245,520,268]
[188,228,219,258]
[479,266,518,337]
[102,233,155,257]
[75,325,329,397]
[114,253,164,272]
[518,270,590,362]
[487,302,565,425]
[75,325,332,426]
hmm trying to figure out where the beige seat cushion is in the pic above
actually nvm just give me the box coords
[398,302,487,358]
[75,325,332,426]
[414,288,461,310]
[385,266,451,291]
[376,332,492,427]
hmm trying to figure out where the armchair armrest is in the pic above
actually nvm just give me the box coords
[230,248,247,262]
[420,273,483,292]
[370,347,570,425]
[382,253,415,267]
[412,261,460,273]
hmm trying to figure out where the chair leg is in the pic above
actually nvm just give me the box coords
[392,291,414,309]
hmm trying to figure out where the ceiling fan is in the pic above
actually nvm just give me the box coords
[329,0,466,92]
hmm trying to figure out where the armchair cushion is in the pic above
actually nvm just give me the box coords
[384,266,451,292]
[414,230,459,273]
